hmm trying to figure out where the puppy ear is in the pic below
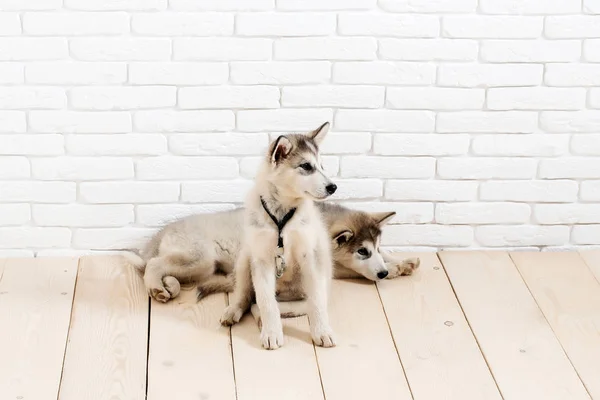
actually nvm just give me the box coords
[332,229,353,249]
[370,211,396,227]
[307,122,330,146]
[270,135,293,164]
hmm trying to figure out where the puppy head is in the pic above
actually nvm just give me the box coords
[265,122,336,201]
[330,210,396,281]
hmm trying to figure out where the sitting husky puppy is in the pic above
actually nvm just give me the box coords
[221,123,337,350]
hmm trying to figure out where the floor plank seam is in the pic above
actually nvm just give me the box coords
[508,253,594,399]
[374,282,415,400]
[579,251,600,287]
[145,296,151,400]
[226,294,240,400]
[308,316,328,400]
[436,252,506,400]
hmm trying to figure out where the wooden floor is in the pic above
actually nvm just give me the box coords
[1,252,600,400]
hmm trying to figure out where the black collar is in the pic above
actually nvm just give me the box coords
[260,197,297,248]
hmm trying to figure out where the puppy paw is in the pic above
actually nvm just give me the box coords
[260,327,284,350]
[386,257,421,279]
[149,286,171,303]
[220,305,244,326]
[162,276,181,299]
[312,328,336,348]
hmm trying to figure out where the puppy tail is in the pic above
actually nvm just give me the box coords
[121,250,147,274]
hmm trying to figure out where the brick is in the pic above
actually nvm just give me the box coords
[487,87,585,111]
[341,156,435,178]
[240,155,339,178]
[169,133,268,155]
[30,111,131,133]
[134,110,234,132]
[0,204,30,226]
[387,88,484,110]
[0,87,66,109]
[333,62,435,85]
[275,38,376,60]
[0,250,34,257]
[170,0,273,10]
[132,13,233,36]
[540,111,600,133]
[26,62,127,85]
[571,135,600,155]
[0,0,62,9]
[472,134,568,157]
[438,64,542,87]
[66,134,166,156]
[581,181,600,201]
[480,0,579,14]
[336,110,435,132]
[32,157,134,181]
[136,157,238,180]
[386,180,478,201]
[591,89,600,108]
[0,13,21,35]
[80,182,179,204]
[231,62,330,84]
[0,134,64,156]
[0,111,26,132]
[540,158,600,179]
[572,225,600,245]
[437,203,531,224]
[70,38,171,61]
[237,109,332,131]
[340,201,434,224]
[64,0,167,10]
[0,181,75,203]
[536,204,600,225]
[23,12,129,35]
[0,157,30,179]
[0,38,67,61]
[0,227,71,249]
[237,13,335,36]
[182,180,253,202]
[379,39,477,61]
[33,205,134,227]
[330,179,383,199]
[72,228,155,249]
[174,38,271,61]
[546,16,600,38]
[374,134,469,156]
[439,158,537,180]
[379,0,476,12]
[437,111,537,133]
[584,40,600,62]
[0,64,23,84]
[480,180,578,202]
[546,64,600,86]
[129,62,228,85]
[585,0,600,14]
[136,204,237,226]
[282,86,383,108]
[477,226,569,247]
[179,86,280,109]
[481,40,581,62]
[277,0,374,10]
[71,86,176,110]
[443,16,542,38]
[339,14,439,37]
[383,225,473,247]
[320,132,372,155]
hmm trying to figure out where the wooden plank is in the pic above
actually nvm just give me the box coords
[580,250,600,283]
[512,252,600,399]
[147,289,236,400]
[315,279,412,400]
[232,307,323,400]
[59,256,148,400]
[439,252,590,400]
[0,258,6,282]
[0,257,78,400]
[378,253,501,400]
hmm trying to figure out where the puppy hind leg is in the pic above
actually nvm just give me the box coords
[196,274,235,301]
[251,300,308,330]
[144,257,177,303]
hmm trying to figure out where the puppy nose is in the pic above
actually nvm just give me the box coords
[326,183,337,195]
[377,271,389,279]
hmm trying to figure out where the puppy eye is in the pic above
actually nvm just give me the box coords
[299,163,313,172]
[357,247,370,257]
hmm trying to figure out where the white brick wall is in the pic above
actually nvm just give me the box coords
[0,1,599,255]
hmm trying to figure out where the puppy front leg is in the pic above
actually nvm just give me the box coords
[220,250,253,326]
[304,261,336,348]
[252,260,284,350]
[381,252,421,279]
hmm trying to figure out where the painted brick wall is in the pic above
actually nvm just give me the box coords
[1,0,599,256]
